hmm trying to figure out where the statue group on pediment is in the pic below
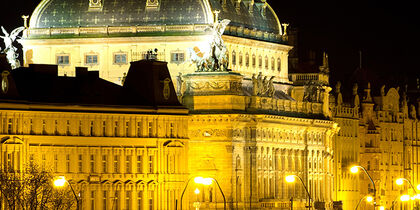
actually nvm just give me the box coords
[303,81,324,103]
[252,72,275,97]
[188,19,231,72]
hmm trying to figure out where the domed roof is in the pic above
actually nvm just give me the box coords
[29,0,283,42]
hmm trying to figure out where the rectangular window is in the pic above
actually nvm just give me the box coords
[102,155,107,173]
[125,122,129,137]
[138,191,143,210]
[103,191,107,210]
[114,121,119,136]
[148,122,153,137]
[85,54,98,65]
[54,154,58,172]
[126,191,131,210]
[79,121,82,135]
[66,120,71,136]
[90,155,95,173]
[126,155,131,173]
[102,121,106,136]
[169,123,174,138]
[148,155,154,174]
[7,119,12,134]
[114,53,127,64]
[114,191,120,210]
[137,155,143,173]
[42,120,46,135]
[78,154,83,173]
[148,191,154,210]
[66,154,71,172]
[91,191,95,210]
[57,55,70,65]
[170,52,184,63]
[90,121,94,136]
[54,120,58,135]
[114,155,119,173]
[137,122,142,137]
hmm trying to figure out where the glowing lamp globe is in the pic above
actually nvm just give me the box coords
[396,178,404,186]
[53,176,66,187]
[194,177,204,184]
[400,194,410,202]
[285,175,296,183]
[366,196,373,203]
[350,166,359,173]
[194,188,200,195]
[379,206,385,210]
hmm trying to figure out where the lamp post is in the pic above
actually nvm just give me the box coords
[285,175,312,210]
[396,178,419,210]
[53,176,79,210]
[350,165,377,209]
[179,176,226,210]
[354,195,373,210]
[390,194,410,210]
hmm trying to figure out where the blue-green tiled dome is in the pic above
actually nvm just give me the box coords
[29,0,282,42]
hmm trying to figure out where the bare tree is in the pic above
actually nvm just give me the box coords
[0,164,75,210]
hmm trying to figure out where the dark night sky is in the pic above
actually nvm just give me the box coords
[1,1,419,88]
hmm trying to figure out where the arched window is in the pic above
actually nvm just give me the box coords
[265,56,268,69]
[232,51,236,66]
[258,55,262,68]
[277,57,281,72]
[245,53,249,67]
[239,52,243,66]
[252,54,256,68]
[271,57,275,71]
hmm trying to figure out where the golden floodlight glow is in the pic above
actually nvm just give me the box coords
[417,184,420,191]
[396,178,404,186]
[194,177,213,186]
[53,176,66,187]
[400,194,410,202]
[350,166,359,173]
[285,175,296,183]
[194,177,204,184]
[366,196,373,203]
[194,188,200,195]
[379,206,385,210]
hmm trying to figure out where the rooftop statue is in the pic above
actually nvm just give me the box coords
[0,26,25,69]
[188,16,230,72]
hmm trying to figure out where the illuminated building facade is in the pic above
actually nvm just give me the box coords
[0,58,190,210]
[6,0,419,210]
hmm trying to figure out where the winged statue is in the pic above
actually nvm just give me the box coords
[189,19,230,72]
[1,26,25,69]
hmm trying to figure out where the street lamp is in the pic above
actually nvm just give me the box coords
[396,178,419,209]
[180,176,226,210]
[53,176,79,210]
[350,165,377,208]
[354,195,373,210]
[285,175,312,210]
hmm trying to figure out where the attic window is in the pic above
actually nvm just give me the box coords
[57,55,70,65]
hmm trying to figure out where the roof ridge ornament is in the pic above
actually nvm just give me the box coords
[89,0,103,12]
[146,0,159,10]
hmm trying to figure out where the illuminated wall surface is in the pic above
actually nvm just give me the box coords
[0,0,419,210]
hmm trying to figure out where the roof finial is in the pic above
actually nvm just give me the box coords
[21,15,29,29]
[213,10,220,24]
